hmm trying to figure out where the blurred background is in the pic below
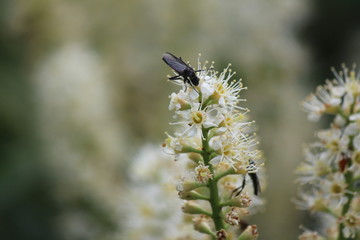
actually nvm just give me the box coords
[1,0,360,239]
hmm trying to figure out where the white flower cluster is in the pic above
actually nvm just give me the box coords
[163,61,261,171]
[297,65,360,239]
[302,64,360,122]
[121,144,203,240]
[163,57,264,239]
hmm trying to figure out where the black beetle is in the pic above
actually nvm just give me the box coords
[162,52,200,88]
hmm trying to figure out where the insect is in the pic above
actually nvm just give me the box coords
[232,160,261,197]
[162,52,200,89]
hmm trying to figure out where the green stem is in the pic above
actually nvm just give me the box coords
[214,168,236,182]
[202,127,225,231]
[219,201,231,208]
[199,209,213,217]
[182,146,203,154]
[338,171,354,240]
[337,108,348,121]
[202,97,215,107]
[186,191,210,201]
[338,105,355,240]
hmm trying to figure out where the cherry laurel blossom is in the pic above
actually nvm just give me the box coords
[297,65,360,239]
[163,56,264,240]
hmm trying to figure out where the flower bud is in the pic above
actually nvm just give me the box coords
[226,208,240,225]
[193,215,214,235]
[176,180,203,192]
[228,193,252,208]
[188,152,203,163]
[216,229,227,240]
[182,201,207,215]
[178,190,208,200]
[238,225,259,240]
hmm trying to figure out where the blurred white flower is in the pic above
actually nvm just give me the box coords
[302,65,360,121]
[122,144,204,240]
[340,211,360,238]
[34,43,124,239]
[297,65,360,239]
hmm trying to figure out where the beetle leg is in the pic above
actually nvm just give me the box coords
[168,75,182,80]
[195,67,213,73]
[187,79,199,94]
[232,176,246,197]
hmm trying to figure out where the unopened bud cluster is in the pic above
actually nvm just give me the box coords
[163,56,264,239]
[296,65,360,239]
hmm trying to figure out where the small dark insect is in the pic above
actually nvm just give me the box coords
[162,52,200,89]
[338,152,351,172]
[232,160,261,197]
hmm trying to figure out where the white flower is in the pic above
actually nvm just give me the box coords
[341,211,360,238]
[344,122,360,135]
[302,93,327,121]
[353,133,360,149]
[199,79,215,99]
[332,65,360,96]
[315,128,349,159]
[209,135,255,167]
[194,163,213,183]
[301,85,341,121]
[295,149,331,184]
[169,91,191,111]
[163,134,184,154]
[349,151,360,177]
[198,65,246,110]
[349,113,360,121]
[323,173,347,199]
[294,190,329,212]
[162,133,200,156]
[301,65,360,121]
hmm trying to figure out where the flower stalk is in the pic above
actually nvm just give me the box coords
[202,127,224,231]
